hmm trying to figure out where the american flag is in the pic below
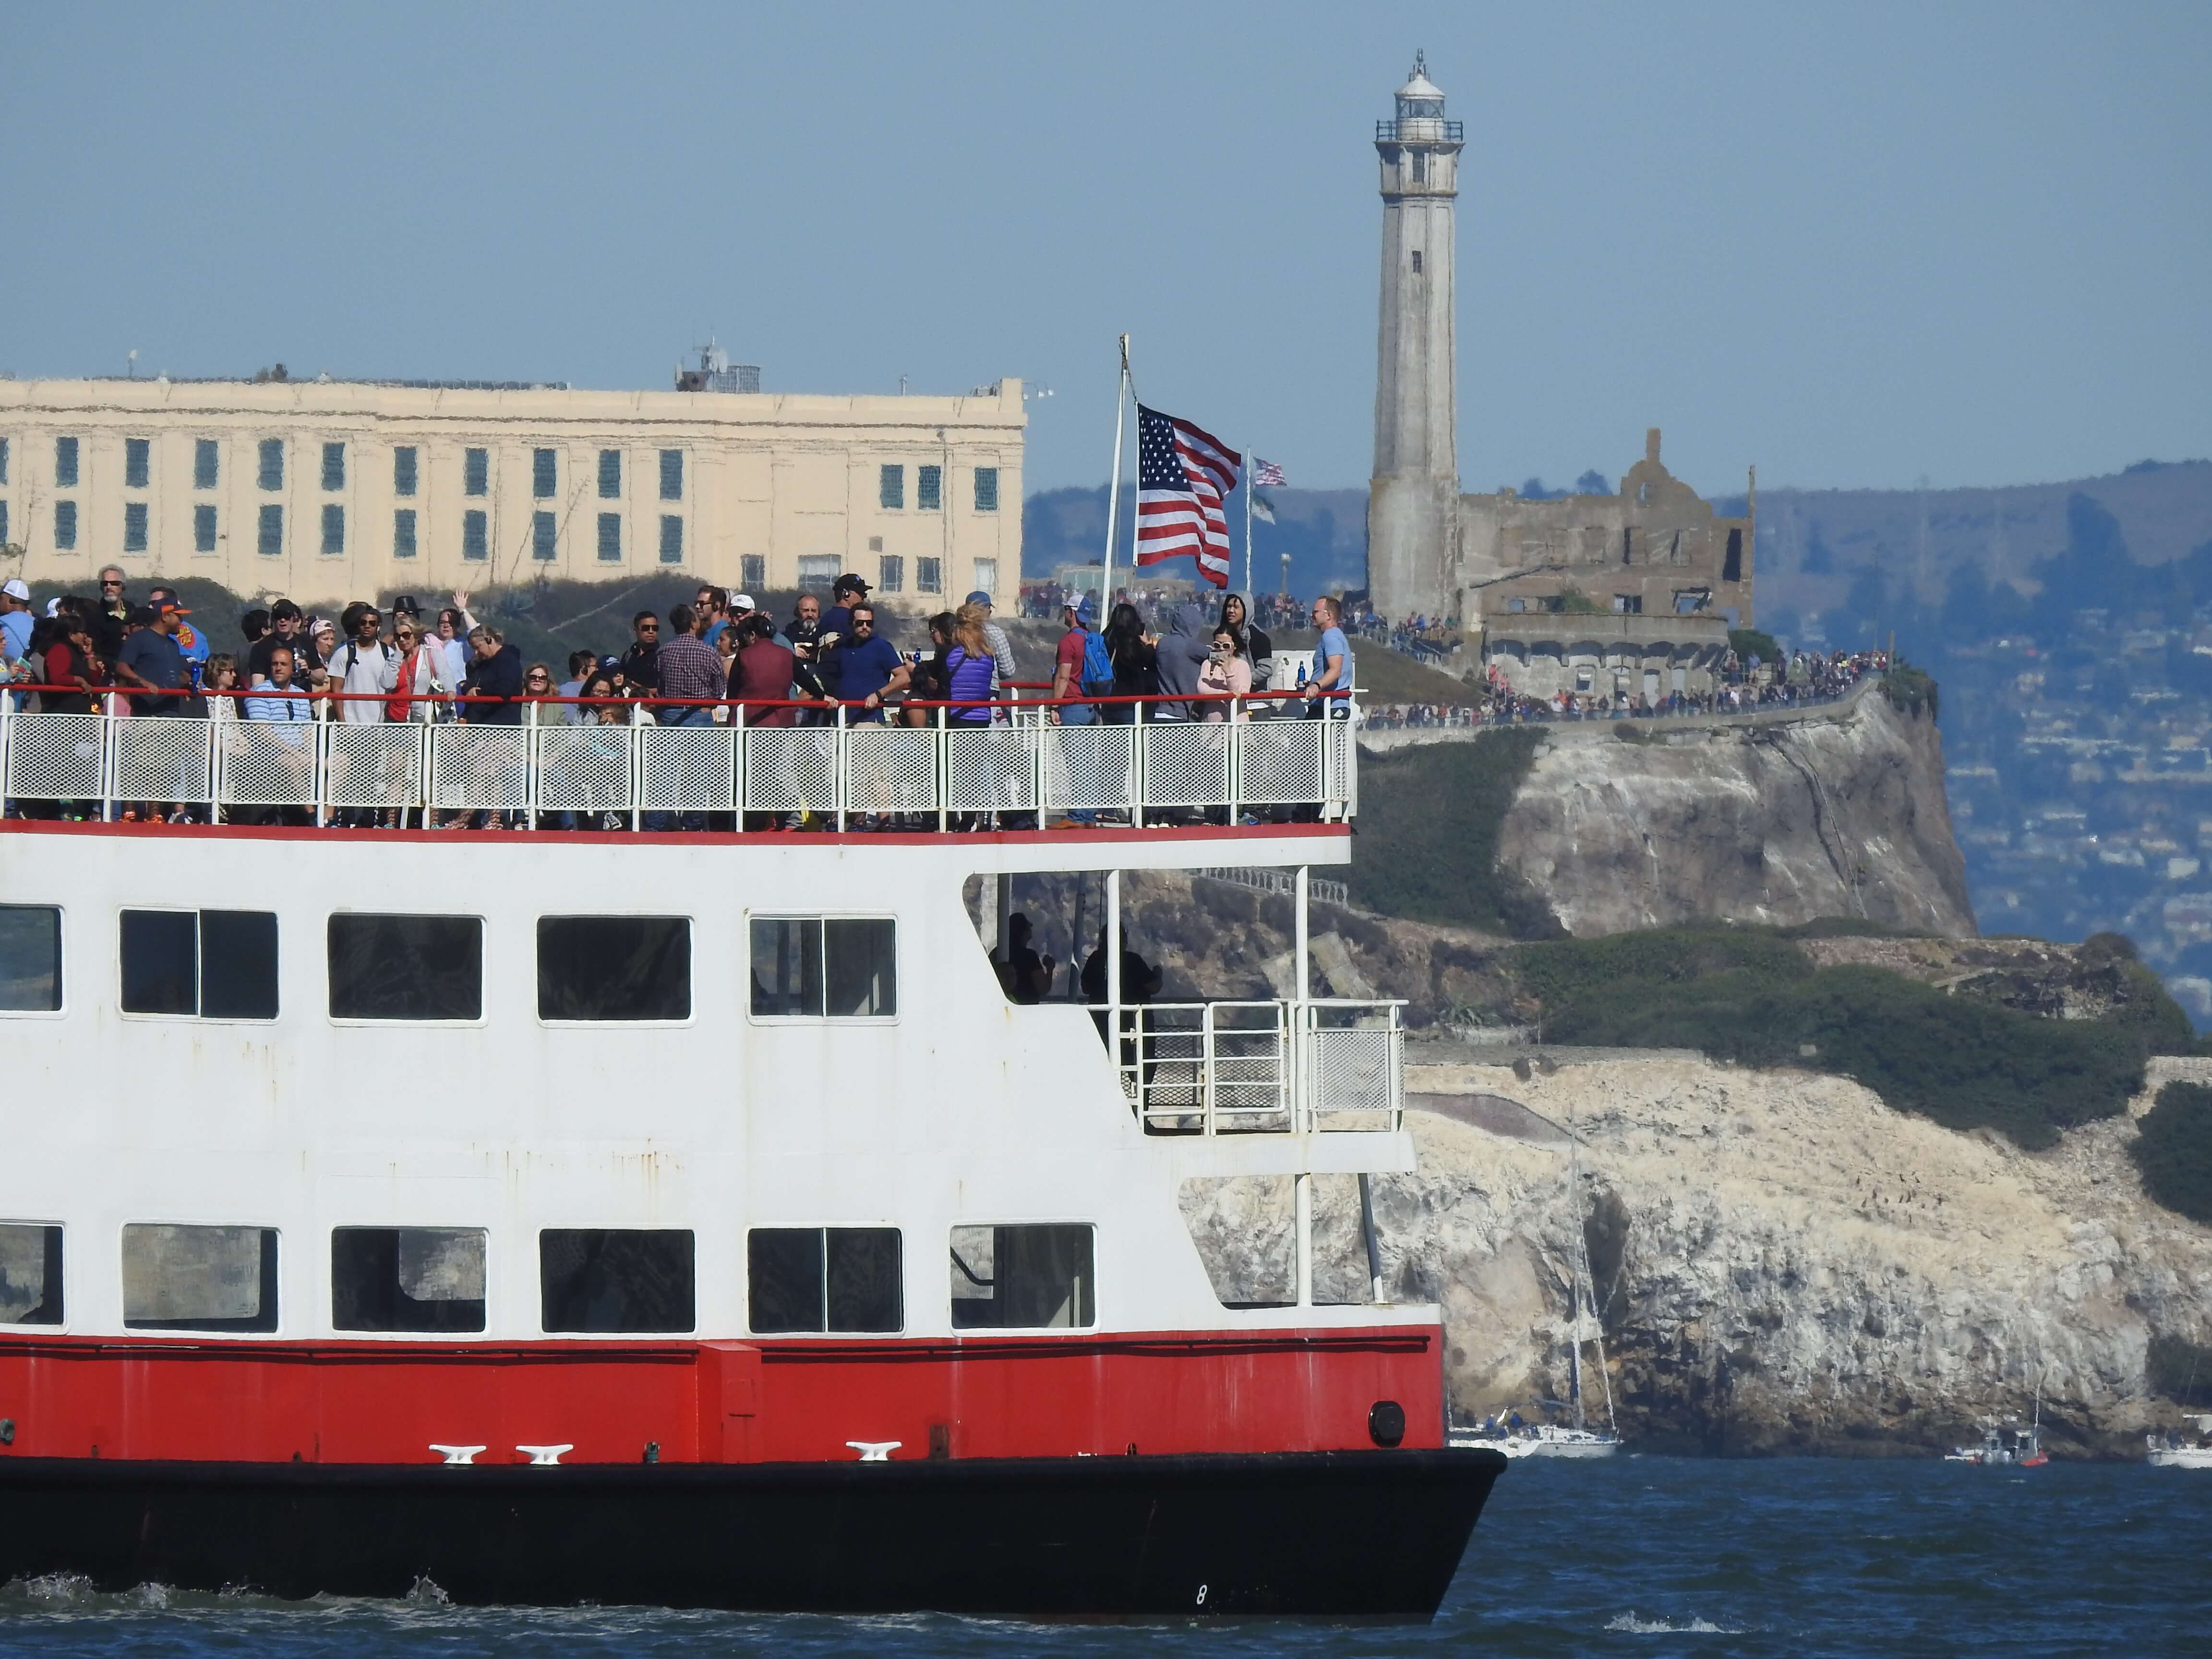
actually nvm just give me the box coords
[1250,456,1286,488]
[1136,404,1240,588]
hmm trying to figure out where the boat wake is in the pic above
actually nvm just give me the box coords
[1606,1610,1743,1635]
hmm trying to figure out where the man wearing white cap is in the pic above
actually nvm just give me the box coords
[0,579,32,664]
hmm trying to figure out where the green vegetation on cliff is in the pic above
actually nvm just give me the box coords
[1347,732,1558,937]
[2132,1082,2212,1225]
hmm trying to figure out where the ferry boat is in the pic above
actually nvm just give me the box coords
[0,689,1504,1617]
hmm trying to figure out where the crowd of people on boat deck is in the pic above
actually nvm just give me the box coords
[0,565,1357,830]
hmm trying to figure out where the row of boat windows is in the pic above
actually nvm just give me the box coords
[0,907,896,1023]
[0,1222,1096,1336]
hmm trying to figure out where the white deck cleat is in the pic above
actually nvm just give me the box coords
[429,1445,486,1465]
[846,1440,902,1462]
[517,1444,575,1466]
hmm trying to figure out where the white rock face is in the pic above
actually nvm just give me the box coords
[1497,692,1976,938]
[1184,1054,2212,1455]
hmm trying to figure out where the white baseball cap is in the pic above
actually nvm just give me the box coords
[731,594,756,612]
[0,578,28,601]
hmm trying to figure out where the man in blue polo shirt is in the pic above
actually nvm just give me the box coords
[822,603,904,721]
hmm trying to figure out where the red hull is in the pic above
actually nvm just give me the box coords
[0,1326,1442,1465]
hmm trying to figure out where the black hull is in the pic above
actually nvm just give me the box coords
[0,1449,1505,1620]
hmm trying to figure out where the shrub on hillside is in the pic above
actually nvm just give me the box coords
[1348,732,1559,937]
[1880,661,1940,721]
[1728,627,1780,665]
[2132,1082,2212,1226]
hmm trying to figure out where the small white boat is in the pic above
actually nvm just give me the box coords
[2147,1415,2212,1468]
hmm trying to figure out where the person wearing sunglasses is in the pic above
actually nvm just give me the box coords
[90,566,130,661]
[620,609,662,694]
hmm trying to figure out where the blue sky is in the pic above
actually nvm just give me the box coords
[3,2,2206,499]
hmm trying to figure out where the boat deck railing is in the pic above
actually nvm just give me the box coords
[0,688,1358,830]
[1102,998,1404,1135]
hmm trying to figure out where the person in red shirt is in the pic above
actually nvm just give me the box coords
[1050,593,1099,728]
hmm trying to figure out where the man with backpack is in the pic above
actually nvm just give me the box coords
[1050,593,1109,727]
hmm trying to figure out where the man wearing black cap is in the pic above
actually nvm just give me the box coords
[822,573,871,649]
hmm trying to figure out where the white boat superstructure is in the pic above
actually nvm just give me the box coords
[2147,1414,2212,1467]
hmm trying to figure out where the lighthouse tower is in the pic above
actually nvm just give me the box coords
[1367,52,1463,620]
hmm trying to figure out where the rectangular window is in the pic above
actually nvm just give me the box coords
[0,501,9,547]
[0,906,62,1012]
[1412,152,1427,185]
[54,500,77,550]
[0,435,9,484]
[532,510,556,561]
[532,447,556,499]
[972,558,998,597]
[193,438,218,490]
[123,502,148,553]
[258,438,284,491]
[259,503,286,553]
[122,1224,278,1334]
[879,464,904,509]
[462,508,488,561]
[1723,527,1744,583]
[464,447,489,496]
[748,1227,902,1334]
[659,449,683,501]
[598,449,621,498]
[1410,249,1424,274]
[917,464,941,511]
[915,556,942,595]
[657,515,681,564]
[331,1226,486,1334]
[796,555,838,593]
[0,1224,62,1325]
[321,442,345,491]
[973,467,999,513]
[393,508,417,559]
[878,555,904,593]
[120,909,278,1021]
[540,1229,695,1333]
[55,436,79,489]
[322,503,346,556]
[194,504,217,553]
[125,437,150,489]
[741,554,766,593]
[597,512,621,562]
[749,917,895,1018]
[538,917,689,1021]
[1611,594,1641,615]
[950,1224,1094,1329]
[393,446,418,498]
[327,914,482,1022]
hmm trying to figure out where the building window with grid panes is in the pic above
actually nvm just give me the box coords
[462,509,488,561]
[532,511,556,561]
[972,557,998,596]
[658,515,682,565]
[322,442,346,491]
[879,464,904,509]
[124,502,148,552]
[55,436,79,489]
[878,555,904,593]
[659,449,683,501]
[0,502,10,547]
[393,446,418,497]
[194,505,216,553]
[258,439,283,491]
[973,466,999,513]
[125,438,150,489]
[741,554,765,592]
[916,556,941,595]
[0,436,10,484]
[532,448,556,499]
[322,504,346,556]
[258,504,282,556]
[598,449,621,499]
[917,464,941,511]
[194,438,218,490]
[54,501,77,550]
[597,512,620,561]
[393,508,416,559]
[464,447,488,496]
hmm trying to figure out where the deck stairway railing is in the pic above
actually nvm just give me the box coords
[0,694,1357,829]
[1109,998,1404,1135]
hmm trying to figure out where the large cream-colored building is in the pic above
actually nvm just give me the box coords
[0,373,1023,610]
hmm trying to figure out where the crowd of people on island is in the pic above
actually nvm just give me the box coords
[0,565,1358,830]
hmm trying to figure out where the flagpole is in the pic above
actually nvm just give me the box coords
[1101,334,1130,614]
[1243,443,1254,600]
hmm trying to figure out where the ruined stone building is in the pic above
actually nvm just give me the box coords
[1366,57,1755,698]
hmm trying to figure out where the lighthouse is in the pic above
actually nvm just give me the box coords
[1367,51,1463,620]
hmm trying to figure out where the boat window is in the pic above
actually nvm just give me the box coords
[537,917,690,1022]
[0,1224,62,1325]
[120,909,278,1020]
[122,1224,278,1333]
[747,1227,902,1334]
[327,914,482,1022]
[330,1227,487,1334]
[749,917,896,1018]
[0,906,62,1012]
[949,1224,1094,1330]
[539,1229,695,1334]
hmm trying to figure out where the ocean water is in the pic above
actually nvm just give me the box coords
[3,1457,2208,1657]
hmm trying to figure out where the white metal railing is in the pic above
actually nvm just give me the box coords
[0,702,1358,829]
[1110,997,1403,1135]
